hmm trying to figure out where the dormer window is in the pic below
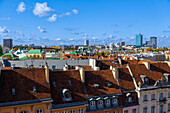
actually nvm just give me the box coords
[90,101,95,106]
[105,98,110,104]
[163,73,170,81]
[106,82,112,88]
[97,100,103,106]
[33,87,37,93]
[126,93,133,103]
[53,82,56,87]
[12,88,15,96]
[112,98,117,104]
[62,88,72,102]
[140,75,149,85]
[68,80,72,86]
[94,83,99,89]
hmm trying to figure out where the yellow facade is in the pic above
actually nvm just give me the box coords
[0,102,51,113]
[52,105,87,113]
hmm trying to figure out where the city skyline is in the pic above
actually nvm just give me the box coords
[0,0,170,47]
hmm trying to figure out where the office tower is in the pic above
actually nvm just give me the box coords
[150,37,157,48]
[145,41,150,47]
[84,40,89,46]
[109,43,114,50]
[136,34,143,47]
[3,39,13,48]
[119,42,125,46]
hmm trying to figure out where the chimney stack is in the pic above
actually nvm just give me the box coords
[142,61,150,71]
[45,62,49,83]
[79,68,85,83]
[112,67,119,80]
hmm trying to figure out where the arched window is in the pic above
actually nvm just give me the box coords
[36,109,43,113]
[20,111,27,113]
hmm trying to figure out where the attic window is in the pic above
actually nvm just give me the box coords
[68,80,72,86]
[33,86,37,93]
[106,82,112,88]
[12,88,15,96]
[94,83,99,89]
[53,81,56,87]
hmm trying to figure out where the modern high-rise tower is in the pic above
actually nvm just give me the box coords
[84,40,89,46]
[150,37,157,48]
[3,39,13,48]
[136,34,143,48]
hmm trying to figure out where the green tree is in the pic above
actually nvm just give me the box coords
[0,46,3,56]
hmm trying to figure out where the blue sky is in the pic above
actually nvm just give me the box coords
[0,0,170,47]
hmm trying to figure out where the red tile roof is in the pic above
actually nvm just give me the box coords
[129,64,164,85]
[0,68,51,103]
[49,70,87,105]
[118,68,136,91]
[85,70,121,96]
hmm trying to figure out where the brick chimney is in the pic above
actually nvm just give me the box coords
[79,68,85,83]
[142,61,150,71]
[112,67,119,80]
[45,62,49,83]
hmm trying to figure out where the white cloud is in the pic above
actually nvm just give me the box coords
[0,17,11,21]
[47,14,57,22]
[58,12,71,17]
[72,9,78,14]
[37,26,46,33]
[33,2,54,17]
[16,2,26,13]
[91,36,98,40]
[0,27,10,33]
[69,38,74,41]
[56,38,61,41]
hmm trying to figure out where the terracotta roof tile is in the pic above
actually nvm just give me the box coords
[49,70,87,105]
[85,70,121,96]
[0,68,51,103]
[118,68,136,91]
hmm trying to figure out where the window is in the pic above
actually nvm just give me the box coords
[71,110,76,113]
[105,99,110,104]
[143,95,147,101]
[160,93,163,100]
[90,101,95,106]
[114,111,118,113]
[97,100,103,105]
[160,105,163,113]
[151,106,155,113]
[143,107,147,113]
[124,110,128,113]
[79,108,84,113]
[62,111,68,113]
[112,98,117,104]
[168,104,170,111]
[20,111,27,113]
[168,92,170,98]
[36,109,43,113]
[151,94,155,100]
[54,112,59,113]
[132,109,136,113]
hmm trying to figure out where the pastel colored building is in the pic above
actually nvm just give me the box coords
[26,49,45,59]
[0,68,53,113]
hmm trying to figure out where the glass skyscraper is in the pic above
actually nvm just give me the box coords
[150,37,157,48]
[136,34,143,47]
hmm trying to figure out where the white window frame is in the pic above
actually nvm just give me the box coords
[79,108,84,113]
[36,109,43,113]
[71,109,76,113]
[90,101,95,106]
[112,98,117,104]
[97,100,103,106]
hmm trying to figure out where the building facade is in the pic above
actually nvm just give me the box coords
[3,39,13,48]
[136,34,143,48]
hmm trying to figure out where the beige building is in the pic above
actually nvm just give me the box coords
[127,61,170,113]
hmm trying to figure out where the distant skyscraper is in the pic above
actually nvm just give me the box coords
[136,34,143,47]
[3,39,13,48]
[84,40,89,46]
[150,37,157,48]
[119,42,125,46]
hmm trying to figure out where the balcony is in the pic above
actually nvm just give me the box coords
[158,97,167,104]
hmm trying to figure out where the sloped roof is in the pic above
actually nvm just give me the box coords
[129,64,164,85]
[49,70,87,105]
[85,70,121,96]
[1,53,18,58]
[118,68,136,91]
[0,68,51,103]
[28,49,43,54]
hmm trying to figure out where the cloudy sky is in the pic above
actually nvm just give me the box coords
[0,0,170,47]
